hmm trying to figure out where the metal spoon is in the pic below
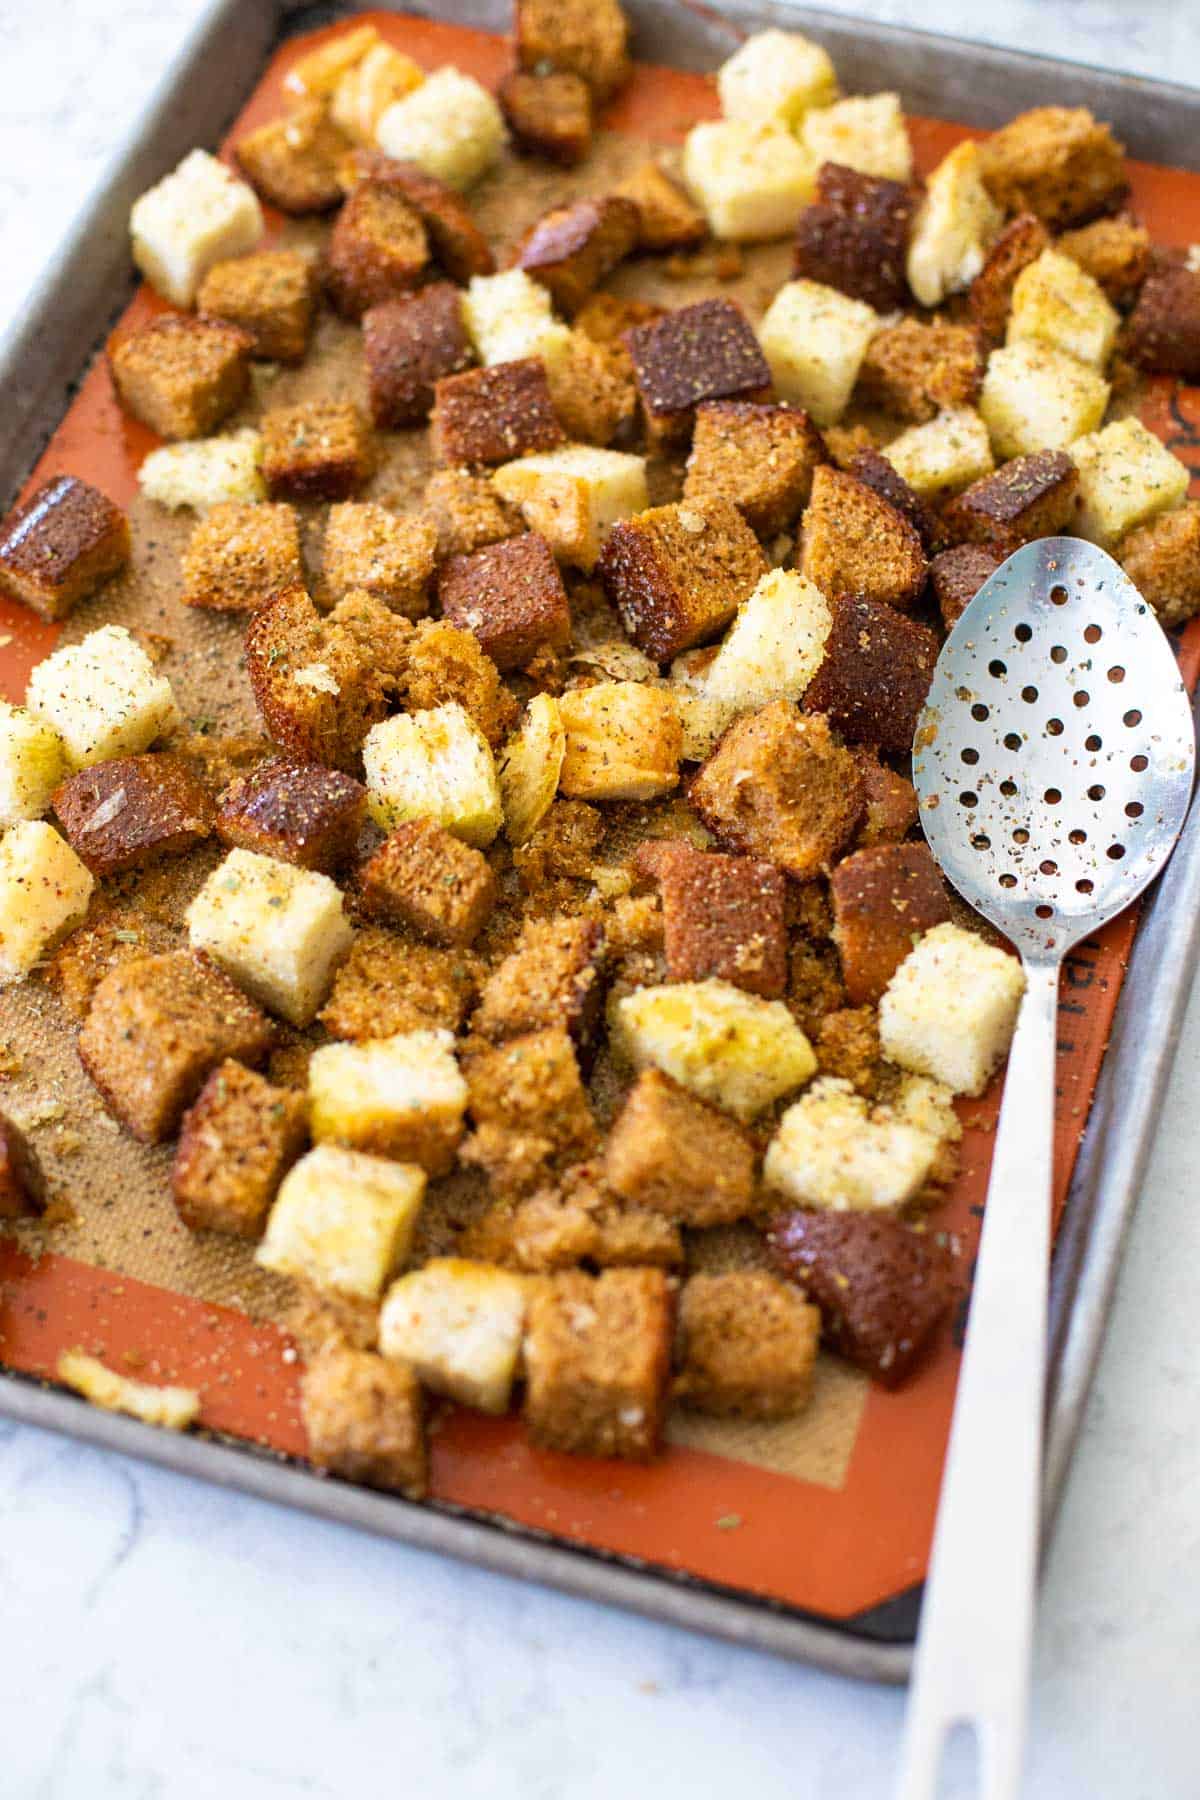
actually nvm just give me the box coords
[896,537,1195,1800]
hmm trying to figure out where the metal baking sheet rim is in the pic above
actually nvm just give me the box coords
[0,0,1197,1685]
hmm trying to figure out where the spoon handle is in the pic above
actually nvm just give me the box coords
[896,958,1060,1800]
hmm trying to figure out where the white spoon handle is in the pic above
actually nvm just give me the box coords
[896,958,1060,1800]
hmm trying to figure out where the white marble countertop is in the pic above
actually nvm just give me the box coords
[3,4,1200,1796]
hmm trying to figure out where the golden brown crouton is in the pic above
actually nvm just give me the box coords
[978,106,1127,228]
[171,1059,307,1238]
[598,496,767,661]
[216,757,365,872]
[624,298,773,445]
[928,543,1001,630]
[234,100,348,214]
[604,1067,756,1227]
[829,842,952,1004]
[475,915,606,1066]
[511,798,604,910]
[1123,264,1200,379]
[324,179,429,318]
[799,465,927,612]
[514,197,640,316]
[636,840,788,998]
[325,590,414,686]
[1056,214,1150,305]
[1116,502,1200,629]
[438,532,570,672]
[499,69,593,166]
[48,910,179,1021]
[461,1026,596,1199]
[515,0,631,102]
[0,475,130,622]
[339,151,496,282]
[683,400,827,537]
[322,502,436,617]
[110,314,252,441]
[804,595,939,756]
[523,1268,673,1460]
[613,161,707,253]
[78,950,273,1143]
[53,753,215,878]
[941,450,1078,557]
[815,1004,882,1096]
[181,501,303,613]
[320,928,480,1040]
[968,212,1050,348]
[399,618,519,748]
[363,284,475,428]
[574,292,664,353]
[301,1342,427,1497]
[543,332,637,446]
[360,819,497,948]
[244,585,392,772]
[855,317,983,424]
[822,422,879,471]
[674,1271,819,1418]
[792,163,916,313]
[431,359,566,468]
[464,1168,682,1272]
[197,250,317,364]
[852,747,919,849]
[261,401,372,502]
[422,468,523,562]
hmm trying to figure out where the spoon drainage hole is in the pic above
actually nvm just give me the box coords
[972,833,991,850]
[1108,844,1126,861]
[1124,709,1142,728]
[1084,624,1102,644]
[1073,690,1089,708]
[1021,685,1039,703]
[999,873,1018,888]
[1015,623,1033,642]
[1050,645,1067,664]
[1013,827,1030,845]
[1035,904,1054,920]
[1069,829,1087,845]
[1003,733,1022,752]
[1046,718,1064,736]
[1077,878,1095,895]
[1088,784,1106,801]
[959,791,979,808]
[1085,734,1103,752]
[1050,585,1069,605]
[1040,860,1058,876]
[1131,754,1149,772]
[989,659,1007,678]
[961,747,979,765]
[1044,787,1062,804]
[1126,801,1144,819]
[1000,778,1018,797]
[971,703,989,722]
[1108,666,1125,684]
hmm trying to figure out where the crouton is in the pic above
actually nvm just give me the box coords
[980,339,1110,459]
[78,950,273,1142]
[514,197,639,317]
[375,68,507,192]
[1070,417,1189,548]
[109,314,252,442]
[52,752,213,878]
[791,163,916,313]
[57,1352,200,1430]
[171,1059,307,1238]
[883,406,996,500]
[687,569,831,736]
[847,447,936,549]
[261,400,372,502]
[462,1026,596,1198]
[438,532,569,671]
[717,27,837,128]
[26,625,179,769]
[856,318,983,425]
[853,747,919,849]
[941,450,1078,555]
[639,840,787,998]
[675,1271,819,1418]
[1007,246,1119,369]
[330,42,424,146]
[422,468,522,561]
[308,1028,467,1174]
[558,681,681,802]
[180,501,302,613]
[362,703,502,847]
[815,1004,882,1096]
[0,1112,47,1218]
[0,704,66,827]
[399,619,519,748]
[614,161,706,252]
[216,757,364,872]
[381,1258,527,1413]
[604,1067,755,1226]
[48,909,178,1020]
[321,503,435,618]
[542,333,637,448]
[360,817,495,947]
[692,702,863,878]
[200,243,315,360]
[757,279,878,426]
[682,121,817,245]
[320,928,479,1040]
[492,447,646,573]
[282,23,382,101]
[624,299,772,444]
[764,1075,941,1210]
[324,179,429,318]
[612,977,816,1122]
[0,475,130,623]
[1116,502,1200,629]
[138,429,266,511]
[234,101,348,214]
[523,1268,673,1460]
[343,153,496,282]
[499,69,592,166]
[683,400,825,537]
[799,464,927,612]
[431,359,565,468]
[880,921,1024,1095]
[515,0,630,101]
[258,1143,425,1300]
[475,915,606,1065]
[803,595,938,757]
[301,1343,426,1498]
[968,212,1051,348]
[243,586,389,772]
[829,843,952,1006]
[767,1206,952,1385]
[460,269,572,372]
[598,495,767,661]
[978,106,1127,228]
[801,91,912,183]
[1123,264,1200,379]
[906,141,1003,309]
[929,543,1002,630]
[131,148,263,307]
[1056,215,1150,306]
[362,284,474,429]
[574,293,663,356]
[466,1177,682,1273]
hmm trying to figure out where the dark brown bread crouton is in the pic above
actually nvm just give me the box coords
[792,162,915,312]
[524,1268,673,1460]
[197,250,317,364]
[852,747,918,849]
[360,818,496,947]
[0,476,129,621]
[324,179,429,318]
[53,753,214,878]
[968,212,1050,348]
[1124,265,1200,379]
[683,400,827,537]
[766,1207,953,1387]
[855,317,983,424]
[301,1342,427,1497]
[613,161,707,253]
[431,359,565,467]
[1116,502,1200,629]
[78,950,273,1143]
[217,758,365,872]
[625,298,773,445]
[171,1059,307,1238]
[234,100,347,214]
[829,842,952,1004]
[804,595,939,756]
[675,1271,819,1418]
[465,1181,682,1272]
[799,465,927,612]
[598,496,767,662]
[847,447,936,551]
[816,1004,882,1096]
[49,910,179,1021]
[515,0,631,102]
[928,543,1001,630]
[1057,214,1150,306]
[543,334,636,447]
[320,928,480,1040]
[499,69,592,166]
[422,467,523,562]
[340,152,496,282]
[461,1026,596,1200]
[244,585,389,772]
[181,501,302,613]
[514,197,639,316]
[363,284,475,428]
[941,450,1078,557]
[636,840,788,998]
[438,532,570,672]
[110,314,252,441]
[604,1067,755,1227]
[400,618,519,748]
[475,915,606,1066]
[979,106,1127,227]
[261,401,372,502]
[322,502,436,617]
[0,1113,47,1218]
[691,702,864,879]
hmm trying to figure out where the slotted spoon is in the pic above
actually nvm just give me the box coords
[896,537,1196,1800]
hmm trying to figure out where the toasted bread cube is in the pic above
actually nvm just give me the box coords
[675,1271,819,1418]
[1124,265,1200,379]
[968,212,1052,348]
[683,401,825,537]
[856,317,983,425]
[979,341,1108,460]
[48,909,178,1022]
[53,752,214,877]
[461,270,570,370]
[883,406,995,500]
[362,702,502,846]
[542,331,637,448]
[906,142,1003,309]
[853,747,919,849]
[682,121,816,245]
[978,106,1127,228]
[27,626,179,770]
[301,1342,426,1497]
[399,618,518,750]
[758,279,878,427]
[187,847,354,1026]
[1057,215,1150,306]
[613,160,706,252]
[847,446,937,548]
[463,1027,596,1190]
[109,315,252,442]
[244,586,391,773]
[130,149,263,307]
[171,1059,307,1237]
[0,705,66,826]
[261,401,371,503]
[438,532,569,670]
[492,448,646,574]
[330,41,425,145]
[181,501,302,613]
[308,1028,467,1175]
[499,69,592,166]
[1007,247,1119,369]
[0,475,130,622]
[376,68,506,191]
[258,1144,425,1300]
[0,821,93,984]
[216,758,365,872]
[423,468,522,561]
[800,465,927,612]
[929,543,1002,629]
[598,495,767,662]
[801,92,912,183]
[476,915,607,1067]
[234,102,348,215]
[138,429,265,510]
[942,450,1078,556]
[363,284,474,428]
[639,840,787,998]
[558,682,681,802]
[613,977,815,1122]
[0,1112,47,1219]
[78,950,273,1142]
[342,153,496,282]
[764,1075,940,1211]
[625,299,772,445]
[515,0,629,100]
[829,842,952,1005]
[431,360,565,468]
[320,929,480,1041]
[515,197,639,316]
[804,594,938,757]
[697,568,832,716]
[496,694,564,847]
[57,1351,200,1430]
[1117,502,1200,629]
[322,503,436,618]
[767,1205,952,1384]
[792,164,916,313]
[717,28,837,128]
[523,1268,673,1459]
[1070,416,1190,547]
[324,180,429,318]
[604,1067,755,1227]
[815,1004,883,1096]
[283,24,382,99]
[465,1185,681,1274]
[380,1258,527,1413]
[879,920,1025,1095]
[360,817,495,946]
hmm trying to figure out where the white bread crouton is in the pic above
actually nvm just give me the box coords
[493,446,648,572]
[379,1257,528,1413]
[308,1029,467,1176]
[362,702,503,846]
[763,1076,941,1210]
[979,341,1109,459]
[130,149,263,307]
[1007,247,1119,369]
[758,279,879,425]
[257,1145,426,1301]
[800,92,912,183]
[612,977,816,1121]
[0,704,66,826]
[138,429,266,510]
[558,681,682,801]
[461,270,573,370]
[375,68,507,191]
[331,42,424,145]
[26,625,179,769]
[699,568,832,713]
[57,1350,200,1430]
[0,820,94,984]
[906,141,1003,308]
[498,693,566,844]
[1069,417,1189,547]
[879,921,1025,1096]
[716,29,838,129]
[682,121,817,244]
[883,407,995,500]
